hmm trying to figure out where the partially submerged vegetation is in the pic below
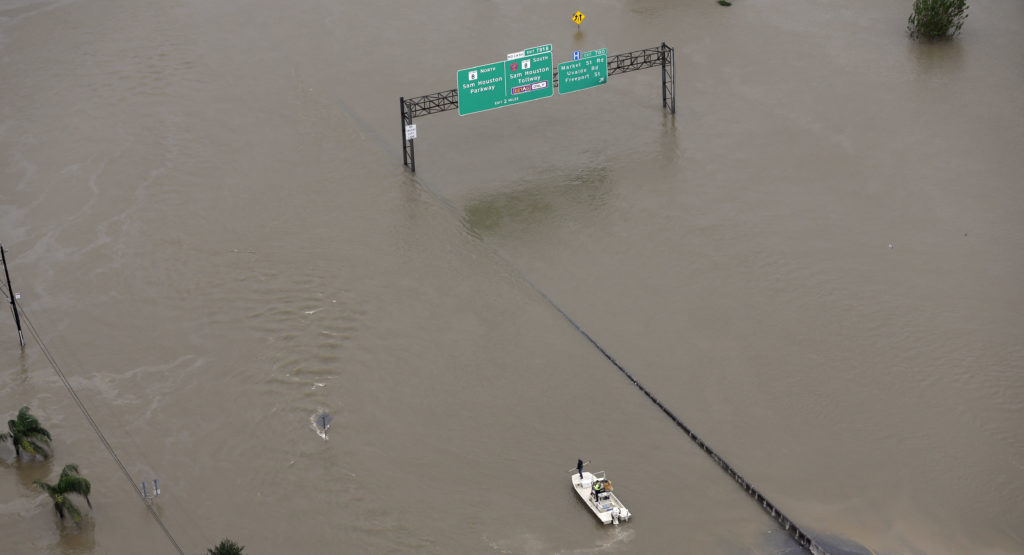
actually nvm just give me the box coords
[2,407,93,525]
[208,538,246,554]
[35,464,93,523]
[1,406,52,459]
[908,0,969,39]
[5,406,245,545]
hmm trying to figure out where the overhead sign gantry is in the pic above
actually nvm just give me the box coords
[400,43,677,172]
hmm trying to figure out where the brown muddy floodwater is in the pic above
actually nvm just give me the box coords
[1,0,1022,553]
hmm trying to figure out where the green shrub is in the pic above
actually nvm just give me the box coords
[207,539,245,555]
[908,0,969,39]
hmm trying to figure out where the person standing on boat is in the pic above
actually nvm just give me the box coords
[577,459,584,479]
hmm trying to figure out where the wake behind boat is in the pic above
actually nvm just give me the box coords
[571,468,632,525]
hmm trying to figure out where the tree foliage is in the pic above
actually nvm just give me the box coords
[908,0,969,39]
[0,405,52,459]
[208,538,246,555]
[35,464,92,523]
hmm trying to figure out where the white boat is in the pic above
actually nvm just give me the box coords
[571,470,632,525]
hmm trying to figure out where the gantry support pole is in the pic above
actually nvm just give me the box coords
[661,42,676,114]
[400,97,415,172]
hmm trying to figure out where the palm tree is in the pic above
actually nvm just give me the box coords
[34,464,92,523]
[0,406,52,459]
[208,539,245,554]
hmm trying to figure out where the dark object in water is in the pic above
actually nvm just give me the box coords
[317,411,333,432]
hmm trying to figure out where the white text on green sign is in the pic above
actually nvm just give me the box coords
[457,45,554,116]
[557,48,608,95]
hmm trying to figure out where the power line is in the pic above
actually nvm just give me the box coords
[13,300,186,555]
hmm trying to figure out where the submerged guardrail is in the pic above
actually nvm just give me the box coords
[530,285,828,554]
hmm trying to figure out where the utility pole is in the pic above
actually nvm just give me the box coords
[1,244,24,348]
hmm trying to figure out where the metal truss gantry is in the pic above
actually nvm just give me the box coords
[400,43,676,172]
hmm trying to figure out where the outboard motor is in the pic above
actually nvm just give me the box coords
[618,507,631,522]
[611,507,620,525]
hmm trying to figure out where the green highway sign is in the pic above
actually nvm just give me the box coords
[557,48,608,95]
[456,60,506,116]
[457,44,554,116]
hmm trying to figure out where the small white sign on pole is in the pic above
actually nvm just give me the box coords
[405,124,417,140]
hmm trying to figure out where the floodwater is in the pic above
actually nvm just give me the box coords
[1,0,1022,553]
